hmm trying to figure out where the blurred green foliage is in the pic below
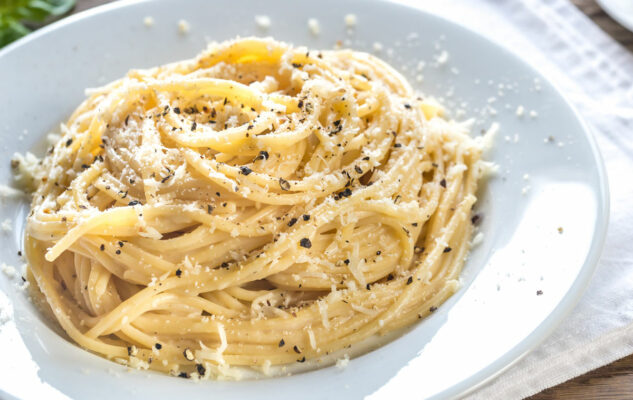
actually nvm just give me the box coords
[0,0,76,47]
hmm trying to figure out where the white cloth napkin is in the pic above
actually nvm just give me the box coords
[400,0,633,398]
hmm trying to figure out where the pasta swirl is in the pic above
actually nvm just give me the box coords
[24,38,485,378]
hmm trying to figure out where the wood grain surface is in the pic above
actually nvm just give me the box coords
[68,0,633,399]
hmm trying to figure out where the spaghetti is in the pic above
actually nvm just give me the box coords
[24,38,487,378]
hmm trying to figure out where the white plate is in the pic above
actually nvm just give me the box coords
[0,0,609,399]
[597,0,633,33]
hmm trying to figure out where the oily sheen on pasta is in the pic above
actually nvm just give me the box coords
[25,38,485,379]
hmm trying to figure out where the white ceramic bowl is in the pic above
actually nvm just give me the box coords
[0,0,609,399]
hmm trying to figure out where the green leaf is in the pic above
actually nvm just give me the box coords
[0,19,30,47]
[0,0,76,47]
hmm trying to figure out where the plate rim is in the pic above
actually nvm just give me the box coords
[596,0,633,34]
[0,0,611,399]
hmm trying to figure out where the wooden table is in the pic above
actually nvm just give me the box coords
[70,0,633,398]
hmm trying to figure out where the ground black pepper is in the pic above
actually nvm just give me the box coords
[279,178,291,191]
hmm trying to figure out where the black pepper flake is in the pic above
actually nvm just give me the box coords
[338,188,352,198]
[429,306,438,312]
[173,107,181,114]
[240,166,252,175]
[178,372,189,379]
[17,251,22,256]
[207,205,213,214]
[440,179,447,188]
[99,244,105,251]
[191,121,197,131]
[297,357,306,363]
[279,177,291,191]
[221,262,229,269]
[65,138,73,147]
[406,276,413,285]
[154,343,162,350]
[302,214,310,221]
[333,119,341,126]
[343,259,350,265]
[404,103,412,109]
[223,97,228,106]
[443,247,452,253]
[536,290,543,296]
[293,345,301,354]
[387,273,394,281]
[299,238,312,249]
[254,150,269,161]
[176,269,182,277]
[196,364,206,376]
[292,63,302,68]
[394,143,402,148]
[366,283,371,290]
[471,214,481,225]
[279,339,285,347]
[329,125,343,136]
[287,218,298,227]
[118,241,124,247]
[412,222,418,227]
[115,249,121,255]
[161,174,171,183]
[362,156,370,161]
[298,99,304,108]
[354,165,363,174]
[128,200,140,206]
[183,348,195,361]
[81,164,90,169]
